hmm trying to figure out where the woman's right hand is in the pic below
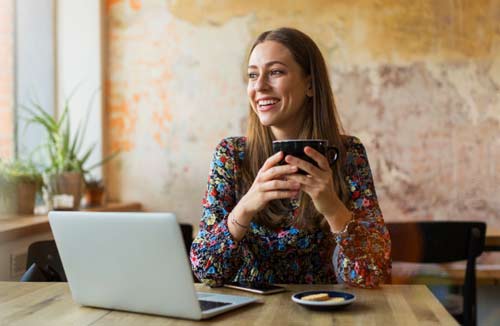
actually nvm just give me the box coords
[233,151,301,225]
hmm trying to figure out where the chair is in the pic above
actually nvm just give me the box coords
[387,221,486,326]
[180,223,194,255]
[180,223,200,283]
[20,240,66,282]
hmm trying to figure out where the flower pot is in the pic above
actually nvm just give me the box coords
[49,172,83,210]
[16,181,37,214]
[0,180,38,215]
[0,181,16,214]
[84,185,106,207]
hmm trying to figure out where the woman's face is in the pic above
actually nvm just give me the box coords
[247,41,312,139]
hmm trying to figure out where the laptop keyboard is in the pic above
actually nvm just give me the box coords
[199,300,231,311]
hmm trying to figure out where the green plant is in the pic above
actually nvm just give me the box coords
[22,94,118,178]
[0,159,43,187]
[0,159,43,209]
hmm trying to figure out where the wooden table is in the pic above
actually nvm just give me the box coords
[0,282,458,325]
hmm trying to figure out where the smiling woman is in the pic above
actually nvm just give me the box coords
[190,27,391,289]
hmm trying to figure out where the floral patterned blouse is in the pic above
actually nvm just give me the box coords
[190,136,391,288]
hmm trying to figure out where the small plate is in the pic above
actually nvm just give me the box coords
[291,290,356,311]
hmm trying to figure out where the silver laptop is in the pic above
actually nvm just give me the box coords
[48,211,257,320]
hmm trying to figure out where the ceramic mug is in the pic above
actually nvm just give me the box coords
[272,139,339,174]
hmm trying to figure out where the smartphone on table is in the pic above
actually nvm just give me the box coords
[223,282,286,295]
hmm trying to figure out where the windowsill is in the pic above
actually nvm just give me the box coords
[0,202,143,243]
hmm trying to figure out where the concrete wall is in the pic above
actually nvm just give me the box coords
[103,1,500,238]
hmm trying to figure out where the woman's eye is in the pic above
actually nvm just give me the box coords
[270,70,283,76]
[248,72,258,79]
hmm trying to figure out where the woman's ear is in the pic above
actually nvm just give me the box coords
[306,76,313,97]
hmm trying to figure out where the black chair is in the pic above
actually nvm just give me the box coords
[387,221,486,326]
[20,240,66,282]
[180,223,201,283]
[180,223,194,255]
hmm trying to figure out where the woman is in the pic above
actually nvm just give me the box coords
[190,27,391,288]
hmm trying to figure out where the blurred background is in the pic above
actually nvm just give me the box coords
[4,0,499,229]
[0,0,499,323]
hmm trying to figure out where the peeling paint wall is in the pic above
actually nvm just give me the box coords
[104,0,500,237]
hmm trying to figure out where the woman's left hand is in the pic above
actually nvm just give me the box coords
[284,146,341,218]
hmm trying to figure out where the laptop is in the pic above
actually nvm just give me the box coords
[48,211,257,320]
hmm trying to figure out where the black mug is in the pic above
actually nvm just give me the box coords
[272,139,339,174]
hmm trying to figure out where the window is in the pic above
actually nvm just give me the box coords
[0,0,103,179]
[15,0,56,160]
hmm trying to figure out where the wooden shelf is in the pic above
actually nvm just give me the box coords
[0,202,142,243]
[81,202,142,212]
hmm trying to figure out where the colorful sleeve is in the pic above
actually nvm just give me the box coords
[333,138,391,288]
[190,138,246,287]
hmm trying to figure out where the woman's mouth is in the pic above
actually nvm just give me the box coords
[257,98,281,112]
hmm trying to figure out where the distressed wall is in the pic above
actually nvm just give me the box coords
[104,1,500,235]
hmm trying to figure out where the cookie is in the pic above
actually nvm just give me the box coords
[301,293,330,301]
[326,297,345,303]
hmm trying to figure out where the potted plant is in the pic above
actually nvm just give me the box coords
[23,97,118,210]
[0,159,43,215]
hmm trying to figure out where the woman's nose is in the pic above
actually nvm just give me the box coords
[254,74,270,91]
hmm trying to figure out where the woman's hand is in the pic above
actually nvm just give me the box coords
[229,151,300,240]
[228,152,300,241]
[238,151,301,218]
[285,146,351,231]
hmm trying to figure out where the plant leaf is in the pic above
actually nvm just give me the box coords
[85,150,120,172]
[79,144,97,167]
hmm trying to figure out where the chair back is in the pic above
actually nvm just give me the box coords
[180,223,193,255]
[387,221,486,326]
[22,240,66,282]
[387,221,485,263]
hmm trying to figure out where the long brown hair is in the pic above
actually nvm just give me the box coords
[240,27,350,230]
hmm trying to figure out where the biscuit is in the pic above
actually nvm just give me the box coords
[301,293,330,301]
[326,297,345,303]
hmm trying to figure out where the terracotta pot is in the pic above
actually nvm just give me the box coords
[0,182,16,214]
[16,181,37,214]
[84,186,106,207]
[50,172,83,210]
[0,180,37,214]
